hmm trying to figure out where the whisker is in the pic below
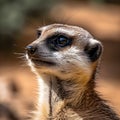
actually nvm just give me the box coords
[14,52,25,55]
[16,56,25,59]
[18,59,28,67]
[14,52,26,60]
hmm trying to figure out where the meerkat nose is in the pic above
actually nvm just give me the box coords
[26,45,37,55]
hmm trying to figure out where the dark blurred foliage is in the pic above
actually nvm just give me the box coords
[91,0,120,4]
[0,0,58,35]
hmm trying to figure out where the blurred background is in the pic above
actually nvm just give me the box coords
[0,0,120,119]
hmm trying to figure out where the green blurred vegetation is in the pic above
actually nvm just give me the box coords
[0,0,57,35]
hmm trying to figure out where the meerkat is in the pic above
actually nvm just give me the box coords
[26,24,120,120]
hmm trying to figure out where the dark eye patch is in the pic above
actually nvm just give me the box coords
[47,34,72,51]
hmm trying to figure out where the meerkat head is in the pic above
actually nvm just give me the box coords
[26,24,103,81]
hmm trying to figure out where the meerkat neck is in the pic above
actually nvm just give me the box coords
[37,74,119,120]
[37,74,95,118]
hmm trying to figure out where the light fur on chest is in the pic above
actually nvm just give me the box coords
[37,76,65,120]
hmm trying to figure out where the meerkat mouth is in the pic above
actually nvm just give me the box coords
[31,58,56,66]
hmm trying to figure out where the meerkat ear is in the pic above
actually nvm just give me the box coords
[84,39,103,62]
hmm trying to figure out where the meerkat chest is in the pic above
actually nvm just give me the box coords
[53,107,83,120]
[37,77,64,119]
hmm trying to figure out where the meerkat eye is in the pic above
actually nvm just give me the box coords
[37,30,41,38]
[55,35,71,47]
[47,35,72,51]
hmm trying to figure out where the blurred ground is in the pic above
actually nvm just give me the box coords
[0,66,38,120]
[0,0,120,119]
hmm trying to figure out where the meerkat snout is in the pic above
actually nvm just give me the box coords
[26,45,37,56]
